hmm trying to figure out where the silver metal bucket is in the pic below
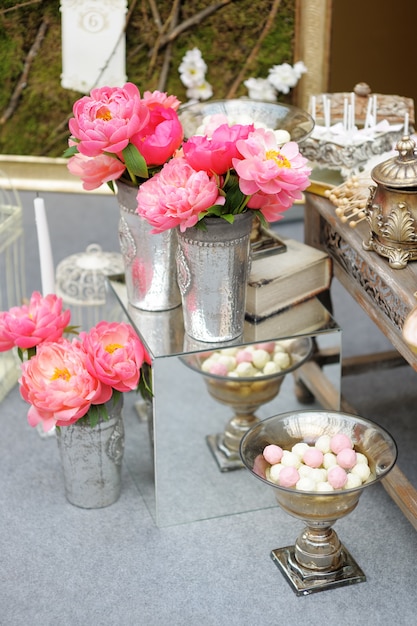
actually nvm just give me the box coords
[176,213,253,342]
[117,180,181,311]
[56,395,124,509]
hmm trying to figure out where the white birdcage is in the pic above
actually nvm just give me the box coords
[0,172,26,402]
[55,243,125,332]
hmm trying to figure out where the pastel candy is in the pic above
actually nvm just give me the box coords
[281,450,301,468]
[292,442,309,458]
[236,349,253,364]
[263,444,283,465]
[303,447,324,468]
[327,465,348,489]
[278,466,300,487]
[337,448,357,469]
[315,435,331,454]
[296,477,316,491]
[252,349,270,370]
[208,362,229,376]
[330,433,353,454]
[351,462,371,482]
[344,473,363,489]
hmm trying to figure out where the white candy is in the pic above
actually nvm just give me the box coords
[351,463,371,482]
[269,463,284,483]
[316,481,334,492]
[292,442,309,458]
[273,352,291,369]
[217,355,237,371]
[235,362,257,377]
[298,464,314,478]
[296,477,316,491]
[344,473,363,489]
[281,450,301,468]
[355,452,369,465]
[263,361,280,375]
[201,358,216,372]
[315,435,331,454]
[310,468,327,483]
[220,347,238,356]
[323,452,337,469]
[252,349,270,370]
[274,343,286,353]
[274,129,292,145]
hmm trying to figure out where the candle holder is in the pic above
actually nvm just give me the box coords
[182,337,313,472]
[239,410,397,595]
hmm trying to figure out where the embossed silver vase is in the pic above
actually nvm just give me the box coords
[56,395,124,509]
[176,212,253,342]
[116,180,181,311]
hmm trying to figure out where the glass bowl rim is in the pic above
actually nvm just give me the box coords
[239,409,398,496]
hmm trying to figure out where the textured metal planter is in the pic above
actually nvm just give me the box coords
[56,395,125,509]
[117,180,181,311]
[176,213,253,342]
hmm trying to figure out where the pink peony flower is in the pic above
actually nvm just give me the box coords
[131,105,183,167]
[142,90,181,111]
[69,82,150,157]
[136,156,225,233]
[0,292,71,352]
[67,153,126,191]
[19,339,112,432]
[233,128,311,201]
[247,191,292,222]
[80,321,151,393]
[182,124,254,175]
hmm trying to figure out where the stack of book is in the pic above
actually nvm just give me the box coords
[245,238,332,337]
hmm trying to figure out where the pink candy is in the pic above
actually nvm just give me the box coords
[279,466,300,488]
[255,342,275,353]
[303,447,324,468]
[236,349,253,364]
[330,433,353,454]
[263,444,283,465]
[209,362,229,376]
[327,465,348,489]
[337,448,357,469]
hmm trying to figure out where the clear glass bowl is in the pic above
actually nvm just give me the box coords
[178,99,315,142]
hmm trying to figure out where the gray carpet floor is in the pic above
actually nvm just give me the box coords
[1,190,416,625]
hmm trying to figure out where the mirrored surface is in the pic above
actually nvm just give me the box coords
[109,278,342,527]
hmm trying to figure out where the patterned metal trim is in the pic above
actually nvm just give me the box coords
[321,220,409,330]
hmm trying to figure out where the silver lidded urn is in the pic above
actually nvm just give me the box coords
[364,134,417,268]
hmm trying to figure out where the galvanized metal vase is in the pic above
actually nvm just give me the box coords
[176,212,253,342]
[116,180,181,311]
[56,395,125,509]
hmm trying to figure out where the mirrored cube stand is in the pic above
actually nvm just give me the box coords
[109,276,342,528]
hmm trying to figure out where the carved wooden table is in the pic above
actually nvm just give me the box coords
[305,189,417,530]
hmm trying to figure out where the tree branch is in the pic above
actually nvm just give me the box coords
[155,0,233,51]
[0,16,49,125]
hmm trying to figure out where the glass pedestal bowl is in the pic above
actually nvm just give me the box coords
[239,410,397,595]
[178,99,315,143]
[182,337,313,472]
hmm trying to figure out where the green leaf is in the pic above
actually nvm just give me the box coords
[87,405,100,428]
[137,363,153,402]
[62,145,78,158]
[122,144,148,180]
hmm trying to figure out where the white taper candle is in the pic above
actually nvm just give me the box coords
[34,196,55,295]
[404,111,409,136]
